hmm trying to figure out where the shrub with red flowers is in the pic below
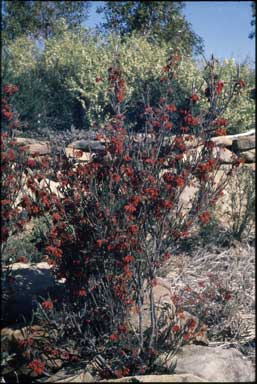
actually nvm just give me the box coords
[1,86,30,250]
[1,54,247,380]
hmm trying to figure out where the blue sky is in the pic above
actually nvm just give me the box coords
[86,1,255,65]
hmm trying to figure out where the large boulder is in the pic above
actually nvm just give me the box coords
[213,146,237,164]
[14,137,51,155]
[43,368,95,383]
[100,374,206,382]
[129,278,176,334]
[210,136,233,147]
[1,262,63,324]
[240,149,255,163]
[232,135,255,152]
[65,147,92,162]
[174,344,255,382]
[68,139,105,153]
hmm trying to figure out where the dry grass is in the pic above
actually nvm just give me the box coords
[159,241,255,360]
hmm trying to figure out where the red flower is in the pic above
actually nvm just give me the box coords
[19,337,33,347]
[165,121,173,130]
[163,252,172,262]
[144,158,156,165]
[213,117,228,126]
[191,94,200,103]
[95,76,103,83]
[238,79,246,88]
[144,187,159,199]
[187,318,197,330]
[111,173,121,183]
[215,128,227,136]
[96,239,108,247]
[117,89,125,103]
[216,80,224,94]
[6,149,16,161]
[124,255,135,263]
[2,110,14,120]
[162,65,170,72]
[45,245,63,258]
[162,200,173,209]
[185,114,199,126]
[78,289,87,297]
[52,213,62,221]
[124,154,132,162]
[42,300,53,310]
[199,211,211,224]
[27,159,36,168]
[183,333,191,341]
[3,84,19,95]
[17,256,28,263]
[165,104,176,112]
[124,203,137,213]
[28,360,45,376]
[175,176,185,188]
[109,333,119,341]
[124,166,133,177]
[129,225,139,234]
[172,325,180,333]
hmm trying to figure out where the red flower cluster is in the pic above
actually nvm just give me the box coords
[199,211,211,224]
[45,245,63,258]
[213,118,228,126]
[3,84,19,95]
[165,104,176,112]
[42,299,54,310]
[185,114,199,126]
[215,127,227,136]
[216,80,224,94]
[191,94,200,103]
[28,359,45,375]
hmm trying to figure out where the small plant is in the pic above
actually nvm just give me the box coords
[227,165,255,241]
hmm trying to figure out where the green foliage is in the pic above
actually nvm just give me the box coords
[97,1,204,55]
[2,25,255,135]
[227,166,255,241]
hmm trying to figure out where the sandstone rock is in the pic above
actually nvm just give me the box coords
[14,138,51,155]
[26,142,51,155]
[210,136,233,147]
[213,146,237,164]
[232,135,255,152]
[100,373,206,382]
[175,344,255,382]
[239,149,255,163]
[1,262,62,324]
[179,183,199,213]
[129,278,176,334]
[39,178,63,197]
[68,139,105,153]
[65,147,92,162]
[43,369,95,383]
[15,137,40,145]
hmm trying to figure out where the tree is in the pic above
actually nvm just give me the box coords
[249,1,255,39]
[97,1,204,54]
[2,0,90,42]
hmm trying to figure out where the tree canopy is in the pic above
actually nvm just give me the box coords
[2,0,90,42]
[249,1,255,39]
[97,1,204,54]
